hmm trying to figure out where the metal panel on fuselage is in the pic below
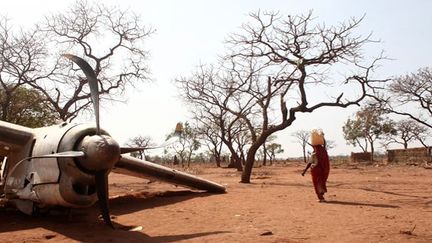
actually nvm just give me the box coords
[28,122,76,184]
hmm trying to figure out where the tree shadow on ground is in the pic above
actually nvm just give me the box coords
[324,200,399,208]
[359,187,430,199]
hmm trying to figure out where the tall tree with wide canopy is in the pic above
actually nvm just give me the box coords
[178,11,386,183]
[0,86,57,127]
[265,142,284,165]
[343,104,396,160]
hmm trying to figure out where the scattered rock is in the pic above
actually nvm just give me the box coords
[129,226,143,232]
[43,234,56,240]
[400,230,414,235]
[260,230,273,236]
[120,225,143,231]
[400,225,416,235]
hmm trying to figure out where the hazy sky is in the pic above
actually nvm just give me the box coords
[2,0,432,157]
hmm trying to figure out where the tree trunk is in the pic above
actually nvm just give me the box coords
[227,153,243,171]
[227,147,243,171]
[241,143,261,183]
[262,144,267,166]
[214,148,221,167]
[187,151,192,167]
[239,149,246,166]
[1,93,12,122]
[211,144,222,167]
[223,140,243,171]
[302,144,307,163]
[180,155,185,167]
[215,154,221,167]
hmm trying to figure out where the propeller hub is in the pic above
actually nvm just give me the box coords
[77,135,120,172]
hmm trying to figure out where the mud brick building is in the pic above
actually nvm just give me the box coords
[350,152,372,162]
[387,147,432,164]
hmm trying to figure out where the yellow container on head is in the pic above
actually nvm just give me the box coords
[175,122,183,134]
[310,129,325,146]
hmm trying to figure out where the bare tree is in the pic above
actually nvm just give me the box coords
[0,17,58,125]
[178,65,246,171]
[24,0,154,121]
[265,142,284,165]
[166,122,201,167]
[292,130,310,163]
[182,11,385,183]
[380,67,432,129]
[382,119,429,149]
[325,139,336,151]
[126,135,154,160]
[194,117,224,167]
[261,134,277,166]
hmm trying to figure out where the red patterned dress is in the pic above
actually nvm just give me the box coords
[310,145,330,201]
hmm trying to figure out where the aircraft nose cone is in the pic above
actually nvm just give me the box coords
[78,135,121,172]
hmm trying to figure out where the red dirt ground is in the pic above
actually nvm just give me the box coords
[0,163,431,242]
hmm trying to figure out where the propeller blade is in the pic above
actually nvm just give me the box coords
[120,147,146,154]
[32,151,86,159]
[120,138,181,153]
[95,170,113,228]
[14,151,86,165]
[114,155,226,193]
[62,54,100,135]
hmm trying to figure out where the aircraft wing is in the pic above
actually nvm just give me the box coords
[113,155,226,193]
[0,121,33,157]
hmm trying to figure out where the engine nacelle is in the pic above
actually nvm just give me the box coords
[4,122,110,215]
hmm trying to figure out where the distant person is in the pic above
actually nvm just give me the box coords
[301,129,330,202]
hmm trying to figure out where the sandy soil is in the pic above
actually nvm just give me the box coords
[0,162,431,243]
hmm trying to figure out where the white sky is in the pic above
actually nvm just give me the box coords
[2,0,432,157]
